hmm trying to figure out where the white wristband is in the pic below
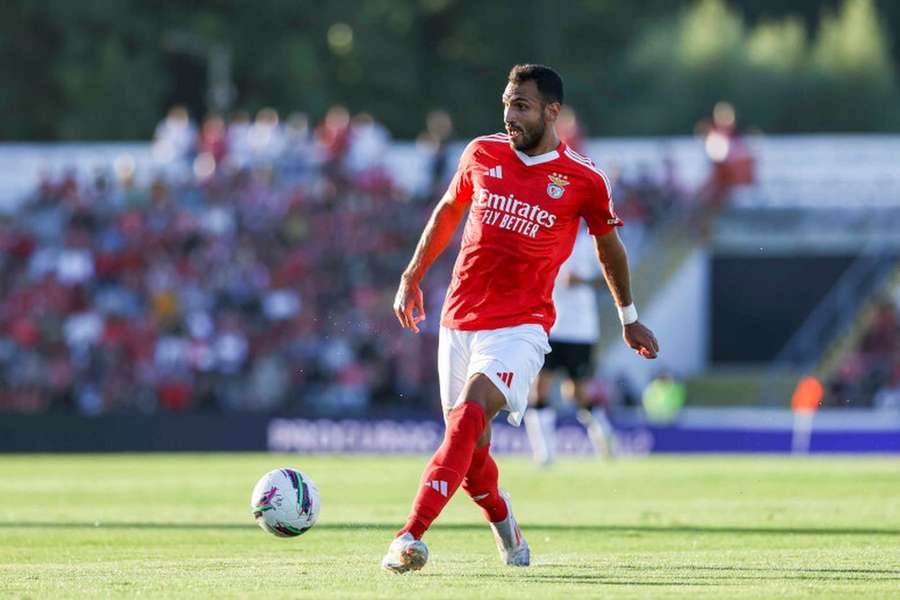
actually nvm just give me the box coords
[618,303,638,326]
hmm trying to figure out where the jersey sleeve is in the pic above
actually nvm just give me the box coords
[579,171,623,236]
[445,140,478,205]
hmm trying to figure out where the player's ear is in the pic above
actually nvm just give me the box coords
[544,101,561,123]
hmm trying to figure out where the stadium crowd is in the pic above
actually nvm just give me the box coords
[0,106,688,416]
[827,289,900,410]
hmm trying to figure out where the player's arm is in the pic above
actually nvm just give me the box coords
[593,229,659,359]
[394,190,470,333]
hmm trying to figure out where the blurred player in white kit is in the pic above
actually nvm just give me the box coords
[525,223,617,465]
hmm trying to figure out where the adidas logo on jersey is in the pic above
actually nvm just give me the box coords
[496,372,514,388]
[424,480,449,497]
[486,165,503,179]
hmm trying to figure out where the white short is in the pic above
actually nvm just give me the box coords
[438,324,551,426]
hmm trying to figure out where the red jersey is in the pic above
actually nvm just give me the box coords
[440,133,622,334]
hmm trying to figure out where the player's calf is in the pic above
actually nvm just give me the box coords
[462,445,508,523]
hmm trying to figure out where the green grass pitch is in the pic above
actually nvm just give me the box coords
[1,453,898,599]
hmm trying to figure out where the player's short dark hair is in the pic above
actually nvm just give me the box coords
[507,64,564,105]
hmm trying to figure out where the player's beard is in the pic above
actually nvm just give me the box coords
[509,119,546,153]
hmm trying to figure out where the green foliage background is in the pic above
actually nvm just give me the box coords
[2,0,899,139]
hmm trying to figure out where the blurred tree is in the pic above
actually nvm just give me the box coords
[0,0,899,139]
[613,0,899,134]
[615,0,747,134]
[0,3,63,139]
[740,17,809,131]
[806,0,899,130]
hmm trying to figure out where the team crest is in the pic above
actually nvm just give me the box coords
[546,173,569,199]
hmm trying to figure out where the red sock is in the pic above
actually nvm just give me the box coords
[399,402,485,539]
[462,444,508,523]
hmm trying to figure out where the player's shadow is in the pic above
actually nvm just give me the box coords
[617,564,900,576]
[495,572,900,585]
[456,564,900,585]
[515,564,900,584]
[506,576,719,587]
[1,522,898,538]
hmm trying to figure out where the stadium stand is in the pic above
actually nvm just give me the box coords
[3,107,898,414]
[0,108,685,416]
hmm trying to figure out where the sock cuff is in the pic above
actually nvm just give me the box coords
[424,465,463,479]
[449,401,486,430]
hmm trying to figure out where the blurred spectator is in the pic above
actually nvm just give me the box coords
[791,374,824,413]
[199,114,228,164]
[345,112,392,190]
[284,112,314,175]
[860,300,898,356]
[416,109,454,201]
[641,371,686,424]
[695,101,755,211]
[791,374,823,454]
[315,105,352,175]
[226,110,252,170]
[557,105,585,153]
[828,297,900,408]
[248,108,286,165]
[152,105,197,166]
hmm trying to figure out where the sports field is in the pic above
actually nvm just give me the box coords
[1,453,898,599]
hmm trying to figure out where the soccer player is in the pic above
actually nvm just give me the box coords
[524,222,617,466]
[382,64,659,573]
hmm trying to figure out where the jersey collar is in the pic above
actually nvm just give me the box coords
[512,141,565,167]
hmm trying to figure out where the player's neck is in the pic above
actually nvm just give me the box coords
[518,129,561,157]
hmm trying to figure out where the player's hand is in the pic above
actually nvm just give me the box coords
[623,321,659,359]
[393,275,426,333]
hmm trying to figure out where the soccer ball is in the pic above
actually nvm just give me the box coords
[250,468,320,537]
